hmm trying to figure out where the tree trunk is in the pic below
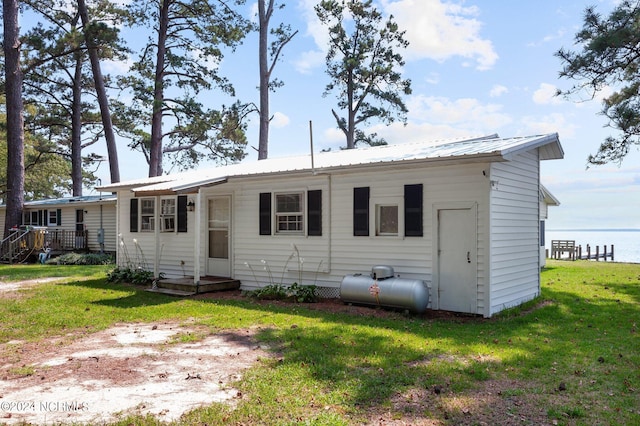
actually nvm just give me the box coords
[78,0,121,183]
[71,53,83,196]
[257,0,272,160]
[346,70,356,149]
[3,0,25,237]
[149,0,171,177]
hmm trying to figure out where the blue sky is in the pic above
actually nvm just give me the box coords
[80,0,639,229]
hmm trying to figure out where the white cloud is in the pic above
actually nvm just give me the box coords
[527,29,566,47]
[296,0,498,73]
[371,121,480,144]
[489,84,508,98]
[520,113,576,138]
[533,83,562,105]
[293,50,325,74]
[407,95,512,130]
[424,72,440,85]
[383,0,498,70]
[103,57,133,74]
[271,112,290,128]
[293,0,331,74]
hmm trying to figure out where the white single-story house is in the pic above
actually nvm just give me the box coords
[99,133,564,317]
[539,185,560,268]
[0,195,117,253]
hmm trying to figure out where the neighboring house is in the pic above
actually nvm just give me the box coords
[99,133,564,318]
[539,185,560,268]
[0,195,117,254]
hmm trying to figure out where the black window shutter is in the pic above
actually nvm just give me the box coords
[353,187,370,236]
[56,209,62,226]
[307,190,322,236]
[259,192,271,235]
[130,198,139,233]
[404,184,423,237]
[177,196,188,232]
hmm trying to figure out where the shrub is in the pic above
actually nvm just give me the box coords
[47,252,114,266]
[245,283,318,303]
[107,267,159,285]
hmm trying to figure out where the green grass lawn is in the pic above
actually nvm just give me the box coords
[0,260,638,425]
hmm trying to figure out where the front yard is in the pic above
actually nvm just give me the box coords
[0,260,638,425]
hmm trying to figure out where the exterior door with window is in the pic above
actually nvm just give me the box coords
[207,196,230,277]
[75,209,86,249]
[437,206,477,313]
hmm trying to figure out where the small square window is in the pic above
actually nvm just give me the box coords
[48,210,58,226]
[376,205,398,236]
[140,198,155,232]
[275,193,303,234]
[160,198,176,232]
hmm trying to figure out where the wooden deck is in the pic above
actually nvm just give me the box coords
[146,276,241,296]
[550,239,614,262]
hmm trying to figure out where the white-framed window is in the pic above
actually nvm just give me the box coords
[140,198,155,232]
[23,211,38,226]
[160,198,176,232]
[275,192,304,234]
[47,210,58,226]
[376,204,399,236]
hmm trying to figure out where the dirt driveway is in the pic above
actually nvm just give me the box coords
[0,280,270,425]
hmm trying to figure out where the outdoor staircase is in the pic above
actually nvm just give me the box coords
[146,276,241,296]
[0,228,38,264]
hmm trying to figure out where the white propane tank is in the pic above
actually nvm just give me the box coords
[340,273,429,314]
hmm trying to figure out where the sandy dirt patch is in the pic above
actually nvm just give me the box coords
[0,278,62,294]
[0,322,269,425]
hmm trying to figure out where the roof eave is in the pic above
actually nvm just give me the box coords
[501,133,564,161]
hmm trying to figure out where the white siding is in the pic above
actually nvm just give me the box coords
[81,202,117,252]
[115,191,198,278]
[200,162,490,314]
[113,150,546,318]
[488,150,541,316]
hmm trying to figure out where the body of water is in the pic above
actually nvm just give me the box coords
[546,229,640,264]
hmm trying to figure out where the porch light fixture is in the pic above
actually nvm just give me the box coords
[187,199,196,211]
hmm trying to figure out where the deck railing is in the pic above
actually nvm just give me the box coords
[0,228,33,263]
[0,227,89,263]
[45,229,88,251]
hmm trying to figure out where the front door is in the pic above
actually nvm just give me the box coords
[207,196,230,277]
[437,207,477,313]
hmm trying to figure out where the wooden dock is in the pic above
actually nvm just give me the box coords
[550,240,614,261]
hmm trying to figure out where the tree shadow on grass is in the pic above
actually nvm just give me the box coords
[58,279,179,308]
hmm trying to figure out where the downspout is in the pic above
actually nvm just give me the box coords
[327,173,332,273]
[154,196,160,279]
[193,190,202,285]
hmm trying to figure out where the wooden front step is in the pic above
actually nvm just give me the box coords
[147,276,241,296]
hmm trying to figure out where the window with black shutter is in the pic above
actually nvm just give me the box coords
[130,198,139,232]
[259,192,271,235]
[404,184,423,237]
[177,195,188,232]
[353,187,370,236]
[307,190,322,236]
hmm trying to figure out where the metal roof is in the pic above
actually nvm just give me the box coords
[0,194,117,209]
[99,133,563,195]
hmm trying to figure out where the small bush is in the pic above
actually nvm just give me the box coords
[47,252,114,266]
[246,284,288,300]
[245,283,318,303]
[289,282,319,303]
[107,266,159,285]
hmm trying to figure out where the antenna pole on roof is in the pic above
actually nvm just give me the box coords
[309,120,316,175]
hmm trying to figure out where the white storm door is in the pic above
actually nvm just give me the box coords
[437,207,477,313]
[207,196,230,277]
